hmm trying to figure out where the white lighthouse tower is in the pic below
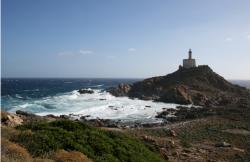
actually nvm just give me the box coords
[182,49,196,68]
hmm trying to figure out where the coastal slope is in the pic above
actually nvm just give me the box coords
[109,65,250,106]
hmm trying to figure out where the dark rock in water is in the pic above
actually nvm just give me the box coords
[99,98,106,100]
[59,115,70,119]
[156,108,177,119]
[107,83,131,97]
[80,115,91,120]
[16,110,36,117]
[78,89,94,94]
[46,114,58,118]
[145,105,151,108]
[108,65,250,106]
[157,106,216,122]
[156,111,170,119]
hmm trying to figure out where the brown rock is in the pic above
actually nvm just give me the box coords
[1,111,23,127]
[142,135,156,143]
[108,83,131,97]
[169,129,177,137]
[232,147,245,153]
[159,148,169,160]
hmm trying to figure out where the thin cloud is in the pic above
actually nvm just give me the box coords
[106,55,116,60]
[58,50,94,57]
[58,51,75,57]
[79,50,93,55]
[247,34,250,40]
[128,48,136,52]
[225,37,233,42]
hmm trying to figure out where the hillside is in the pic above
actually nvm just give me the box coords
[109,65,250,106]
[1,111,164,162]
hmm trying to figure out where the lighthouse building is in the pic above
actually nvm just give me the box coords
[182,49,196,68]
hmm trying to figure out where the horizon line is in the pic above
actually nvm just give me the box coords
[1,77,250,81]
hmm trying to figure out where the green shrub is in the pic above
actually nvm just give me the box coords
[12,120,164,162]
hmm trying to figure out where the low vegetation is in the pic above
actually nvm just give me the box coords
[2,104,250,162]
[10,120,164,162]
[177,117,250,161]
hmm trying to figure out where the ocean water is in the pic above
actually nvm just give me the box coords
[1,78,179,123]
[1,78,249,123]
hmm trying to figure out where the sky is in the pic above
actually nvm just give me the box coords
[2,0,250,79]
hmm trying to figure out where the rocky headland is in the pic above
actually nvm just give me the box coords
[108,65,250,107]
[2,66,250,162]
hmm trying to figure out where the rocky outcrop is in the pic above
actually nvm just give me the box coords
[108,65,250,106]
[1,111,23,127]
[16,110,37,117]
[78,89,94,94]
[108,83,131,97]
[160,85,193,104]
[156,106,216,122]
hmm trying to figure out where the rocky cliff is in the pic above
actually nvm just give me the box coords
[108,65,250,106]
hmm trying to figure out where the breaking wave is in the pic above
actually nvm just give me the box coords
[8,89,179,123]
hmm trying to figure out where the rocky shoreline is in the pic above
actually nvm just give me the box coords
[4,65,250,129]
[0,104,221,129]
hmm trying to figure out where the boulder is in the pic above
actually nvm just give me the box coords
[78,89,94,94]
[156,106,215,122]
[215,142,231,147]
[16,110,36,117]
[59,115,71,119]
[159,148,169,160]
[142,135,156,143]
[107,83,131,97]
[1,111,23,127]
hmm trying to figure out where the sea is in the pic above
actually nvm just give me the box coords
[1,78,177,123]
[1,78,250,123]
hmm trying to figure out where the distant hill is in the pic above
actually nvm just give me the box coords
[109,65,250,106]
[230,80,250,89]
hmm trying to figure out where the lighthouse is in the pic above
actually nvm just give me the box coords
[182,49,196,68]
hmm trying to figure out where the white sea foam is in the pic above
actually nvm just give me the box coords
[64,82,72,84]
[11,89,181,123]
[23,89,40,92]
[15,94,23,99]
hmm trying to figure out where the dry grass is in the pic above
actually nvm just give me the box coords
[1,126,20,140]
[52,149,93,162]
[1,111,9,122]
[1,139,33,162]
[33,158,55,162]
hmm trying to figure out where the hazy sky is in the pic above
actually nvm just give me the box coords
[2,0,250,79]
